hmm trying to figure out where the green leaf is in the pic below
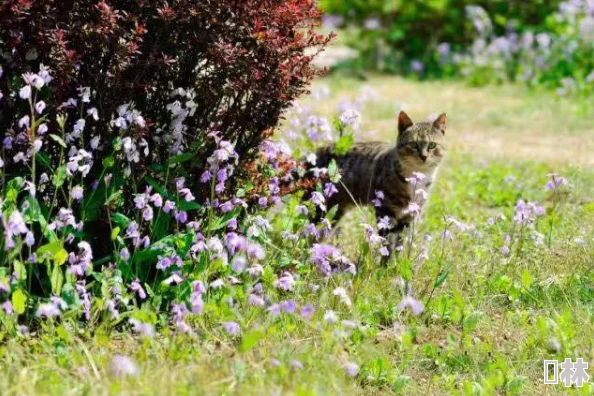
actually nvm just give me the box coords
[521,269,533,288]
[13,260,27,282]
[52,166,67,188]
[240,330,263,353]
[35,152,52,170]
[37,240,63,258]
[51,265,64,295]
[112,213,131,228]
[168,152,195,165]
[434,268,450,288]
[12,289,26,314]
[334,133,355,155]
[24,196,57,241]
[49,134,67,148]
[176,200,202,212]
[54,249,69,266]
[111,226,121,241]
[143,176,169,198]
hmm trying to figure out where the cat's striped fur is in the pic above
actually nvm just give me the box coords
[313,111,447,253]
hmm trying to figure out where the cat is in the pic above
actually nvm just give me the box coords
[310,111,447,254]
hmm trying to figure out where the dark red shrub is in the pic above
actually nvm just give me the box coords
[0,0,332,198]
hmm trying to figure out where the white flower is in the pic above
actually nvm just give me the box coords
[19,85,31,100]
[87,107,99,121]
[35,101,46,114]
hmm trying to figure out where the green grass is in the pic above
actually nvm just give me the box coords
[2,76,594,395]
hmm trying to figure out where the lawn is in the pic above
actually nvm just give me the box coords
[2,76,594,395]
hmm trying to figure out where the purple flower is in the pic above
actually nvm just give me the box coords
[267,303,281,317]
[274,272,295,291]
[324,183,338,198]
[36,303,61,318]
[371,190,384,207]
[200,171,211,183]
[130,279,147,300]
[501,245,510,256]
[291,360,304,370]
[175,211,188,223]
[120,248,130,262]
[545,173,568,191]
[363,17,381,30]
[227,218,237,230]
[296,205,309,216]
[248,293,265,307]
[258,197,268,207]
[150,193,163,208]
[179,188,195,202]
[309,192,326,211]
[339,109,361,128]
[110,355,139,377]
[377,216,392,231]
[142,206,153,221]
[24,232,35,247]
[398,295,424,316]
[411,60,424,73]
[300,304,314,320]
[231,256,247,273]
[280,300,297,314]
[324,310,338,324]
[2,301,13,315]
[19,85,32,100]
[163,200,176,213]
[223,321,240,336]
[70,185,84,201]
[344,362,360,377]
[129,318,154,337]
[247,243,265,260]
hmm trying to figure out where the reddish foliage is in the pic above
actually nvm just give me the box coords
[0,0,332,197]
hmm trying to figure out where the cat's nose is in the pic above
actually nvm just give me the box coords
[419,154,428,162]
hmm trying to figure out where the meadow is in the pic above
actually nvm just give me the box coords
[2,75,593,395]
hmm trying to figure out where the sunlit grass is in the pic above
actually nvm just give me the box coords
[2,76,593,395]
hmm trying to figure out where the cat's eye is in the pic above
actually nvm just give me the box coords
[428,142,437,150]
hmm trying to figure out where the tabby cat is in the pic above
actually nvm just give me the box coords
[312,111,447,253]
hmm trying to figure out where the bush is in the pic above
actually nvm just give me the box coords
[0,0,331,199]
[0,1,332,328]
[319,0,560,75]
[452,3,594,95]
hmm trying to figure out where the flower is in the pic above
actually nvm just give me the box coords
[344,362,360,377]
[129,318,154,337]
[19,85,31,100]
[110,355,139,377]
[300,304,314,320]
[339,109,361,128]
[274,272,295,291]
[223,321,240,336]
[36,303,61,318]
[2,301,14,315]
[291,360,304,370]
[70,185,84,201]
[333,287,352,308]
[324,310,338,324]
[411,60,424,73]
[130,279,147,300]
[545,173,568,191]
[398,295,424,316]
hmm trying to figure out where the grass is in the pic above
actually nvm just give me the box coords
[2,76,594,395]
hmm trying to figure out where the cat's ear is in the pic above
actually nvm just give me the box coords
[433,113,446,134]
[398,111,414,134]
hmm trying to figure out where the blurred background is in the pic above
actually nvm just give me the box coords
[317,0,594,95]
[298,0,594,167]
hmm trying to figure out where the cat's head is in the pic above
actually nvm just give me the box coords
[396,111,446,172]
